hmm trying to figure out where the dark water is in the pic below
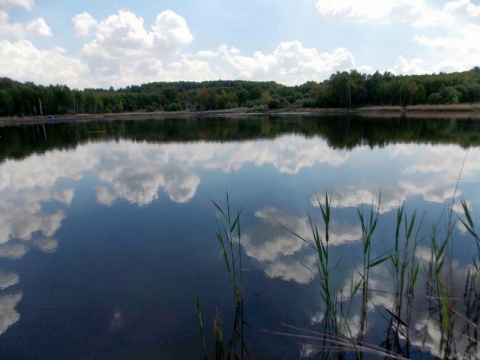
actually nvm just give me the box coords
[0,115,479,359]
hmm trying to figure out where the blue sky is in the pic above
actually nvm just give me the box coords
[0,0,479,89]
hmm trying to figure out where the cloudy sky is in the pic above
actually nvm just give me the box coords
[0,0,479,89]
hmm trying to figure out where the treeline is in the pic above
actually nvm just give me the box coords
[1,67,480,117]
[2,116,480,162]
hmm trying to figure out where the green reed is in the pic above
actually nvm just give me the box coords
[212,193,248,359]
[196,193,247,360]
[201,190,480,359]
[289,193,343,358]
[196,292,209,360]
[384,205,423,358]
[457,198,480,357]
[356,195,389,352]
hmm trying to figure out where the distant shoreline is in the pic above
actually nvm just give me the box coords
[1,103,479,126]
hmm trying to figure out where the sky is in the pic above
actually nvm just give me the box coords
[0,0,479,89]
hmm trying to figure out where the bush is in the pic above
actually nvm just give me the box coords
[302,100,317,108]
[166,103,180,112]
[268,99,281,110]
[428,92,443,104]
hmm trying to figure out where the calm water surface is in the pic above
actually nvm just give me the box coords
[0,116,479,359]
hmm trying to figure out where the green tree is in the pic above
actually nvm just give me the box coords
[0,89,14,116]
[261,91,272,105]
[440,86,462,104]
[466,84,480,102]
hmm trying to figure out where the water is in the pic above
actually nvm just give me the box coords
[0,115,479,359]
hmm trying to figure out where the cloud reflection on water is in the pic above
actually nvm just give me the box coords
[0,271,21,336]
[0,129,479,351]
[243,206,362,284]
[0,189,65,252]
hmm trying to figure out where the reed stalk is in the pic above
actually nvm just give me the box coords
[356,194,389,353]
[211,192,248,359]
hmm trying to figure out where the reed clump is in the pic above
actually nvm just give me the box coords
[196,193,248,360]
[200,193,480,359]
[292,195,480,359]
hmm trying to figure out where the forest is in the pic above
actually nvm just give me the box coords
[0,67,480,117]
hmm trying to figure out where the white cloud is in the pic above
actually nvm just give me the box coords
[72,12,97,36]
[68,10,196,87]
[444,0,480,17]
[0,190,65,243]
[26,17,51,36]
[220,41,355,85]
[81,10,193,77]
[243,206,361,284]
[315,0,425,23]
[0,10,24,38]
[196,50,219,58]
[0,292,22,336]
[0,147,97,191]
[413,24,480,73]
[53,189,75,205]
[0,0,33,10]
[390,55,425,75]
[96,187,116,207]
[32,237,58,253]
[95,141,201,206]
[0,244,28,259]
[209,135,350,174]
[0,39,89,87]
[164,56,221,82]
[0,271,19,290]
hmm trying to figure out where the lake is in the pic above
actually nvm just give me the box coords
[0,115,479,359]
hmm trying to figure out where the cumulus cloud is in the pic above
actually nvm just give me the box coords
[242,206,361,284]
[164,56,221,82]
[25,17,52,36]
[445,0,480,16]
[0,10,24,38]
[72,12,97,36]
[196,50,219,58]
[79,10,193,80]
[402,145,479,182]
[311,187,403,214]
[0,39,88,87]
[92,136,349,208]
[0,292,22,336]
[0,271,19,291]
[95,141,201,206]
[220,41,355,85]
[63,10,199,87]
[0,147,97,191]
[412,23,480,73]
[53,189,75,205]
[0,0,33,11]
[96,187,117,207]
[32,237,58,253]
[0,244,28,260]
[0,148,89,256]
[390,55,425,75]
[205,135,350,174]
[310,145,480,213]
[315,0,480,76]
[0,190,65,244]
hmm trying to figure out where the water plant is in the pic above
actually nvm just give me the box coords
[201,189,480,359]
[384,205,423,358]
[196,193,248,359]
